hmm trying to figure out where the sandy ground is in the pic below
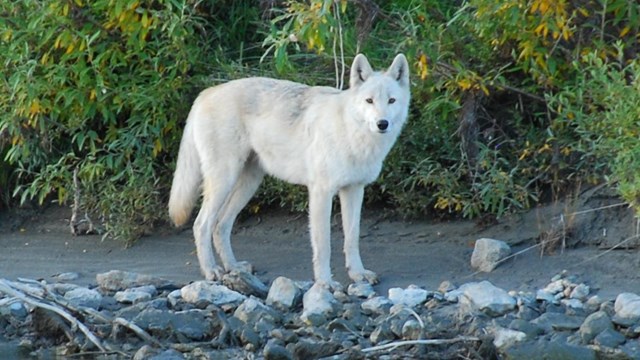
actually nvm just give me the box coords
[2,200,640,300]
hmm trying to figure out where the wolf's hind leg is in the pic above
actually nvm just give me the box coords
[214,156,265,273]
[194,160,243,281]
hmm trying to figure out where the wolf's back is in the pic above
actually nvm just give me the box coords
[168,120,202,227]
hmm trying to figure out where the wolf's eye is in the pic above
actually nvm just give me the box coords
[388,98,396,104]
[365,98,373,104]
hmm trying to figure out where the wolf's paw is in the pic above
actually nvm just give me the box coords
[349,269,379,285]
[203,266,225,282]
[316,279,344,293]
[226,261,253,274]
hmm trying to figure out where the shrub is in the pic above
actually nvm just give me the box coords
[0,0,224,241]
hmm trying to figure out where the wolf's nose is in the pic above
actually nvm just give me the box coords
[377,120,389,131]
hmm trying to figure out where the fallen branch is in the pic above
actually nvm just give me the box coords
[361,336,480,353]
[114,317,165,348]
[0,279,107,352]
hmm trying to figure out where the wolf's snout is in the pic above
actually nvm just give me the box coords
[376,120,389,132]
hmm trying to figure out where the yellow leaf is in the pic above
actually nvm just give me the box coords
[141,12,149,28]
[29,99,41,116]
[417,53,428,80]
[152,139,162,157]
[518,149,530,161]
[11,135,23,146]
[620,26,630,37]
[2,29,12,42]
[537,143,551,153]
[457,78,472,91]
[89,89,97,101]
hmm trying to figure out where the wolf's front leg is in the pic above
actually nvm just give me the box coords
[308,186,341,290]
[339,184,378,284]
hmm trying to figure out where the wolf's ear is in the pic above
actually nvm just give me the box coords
[350,54,373,88]
[387,54,409,88]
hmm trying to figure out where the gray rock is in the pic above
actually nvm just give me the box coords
[501,338,596,360]
[263,339,293,360]
[560,298,583,310]
[615,292,640,320]
[619,341,640,360]
[570,283,590,301]
[491,326,526,350]
[266,277,301,310]
[234,297,280,328]
[612,313,639,327]
[167,289,181,308]
[438,280,456,293]
[530,312,584,333]
[64,287,102,309]
[401,319,422,340]
[222,270,268,298]
[301,283,338,325]
[180,281,245,307]
[578,311,613,343]
[51,272,80,282]
[96,270,173,291]
[240,326,261,350]
[361,296,393,315]
[172,310,212,340]
[347,282,375,299]
[543,280,565,295]
[149,349,185,360]
[388,285,429,307]
[8,302,28,319]
[459,281,516,316]
[133,345,158,360]
[114,285,156,304]
[594,328,626,348]
[585,295,603,313]
[290,339,340,359]
[132,308,211,340]
[470,238,511,272]
[536,289,558,304]
[508,319,543,338]
[444,288,464,303]
[370,323,395,344]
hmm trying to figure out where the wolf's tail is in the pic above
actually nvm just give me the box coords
[168,119,202,227]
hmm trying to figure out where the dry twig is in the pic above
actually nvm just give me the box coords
[361,336,481,353]
[114,317,165,348]
[0,279,106,352]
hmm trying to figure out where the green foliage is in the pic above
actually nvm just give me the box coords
[0,0,220,241]
[549,49,640,211]
[2,0,640,242]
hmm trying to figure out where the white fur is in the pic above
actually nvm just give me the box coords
[168,54,411,286]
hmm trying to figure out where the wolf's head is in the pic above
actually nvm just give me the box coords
[348,54,410,135]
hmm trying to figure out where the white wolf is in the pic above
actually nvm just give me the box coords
[168,54,410,287]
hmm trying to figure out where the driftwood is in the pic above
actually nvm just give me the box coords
[361,336,481,353]
[0,279,107,352]
[0,278,170,354]
[113,317,165,348]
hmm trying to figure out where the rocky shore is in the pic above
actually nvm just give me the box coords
[2,268,640,359]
